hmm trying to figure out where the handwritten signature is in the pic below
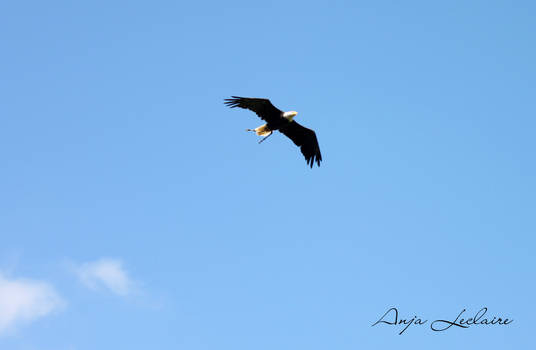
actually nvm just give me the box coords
[372,307,513,334]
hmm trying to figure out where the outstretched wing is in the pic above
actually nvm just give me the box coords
[280,121,322,168]
[224,96,283,124]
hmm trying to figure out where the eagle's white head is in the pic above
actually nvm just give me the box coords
[283,111,298,121]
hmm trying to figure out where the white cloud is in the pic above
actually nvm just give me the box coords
[76,258,134,296]
[0,274,63,335]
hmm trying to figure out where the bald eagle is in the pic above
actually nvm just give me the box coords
[224,96,322,168]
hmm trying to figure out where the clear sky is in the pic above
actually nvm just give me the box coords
[1,0,535,349]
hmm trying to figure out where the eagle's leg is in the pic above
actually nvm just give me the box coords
[258,131,273,144]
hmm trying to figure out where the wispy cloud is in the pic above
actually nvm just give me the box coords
[0,274,63,335]
[75,258,134,296]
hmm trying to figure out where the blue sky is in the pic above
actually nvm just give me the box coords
[1,0,534,349]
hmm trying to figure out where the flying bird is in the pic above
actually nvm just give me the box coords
[224,96,322,168]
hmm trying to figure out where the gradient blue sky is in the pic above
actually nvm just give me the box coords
[1,1,535,349]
